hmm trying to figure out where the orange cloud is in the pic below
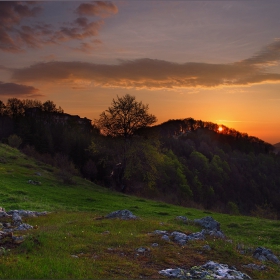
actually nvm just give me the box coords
[11,56,280,90]
[0,81,42,98]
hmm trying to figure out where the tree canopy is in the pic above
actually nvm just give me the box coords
[95,94,157,138]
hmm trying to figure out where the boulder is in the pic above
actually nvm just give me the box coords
[161,235,170,242]
[253,247,280,264]
[171,231,188,246]
[105,210,137,220]
[202,228,226,239]
[12,212,22,226]
[176,216,188,223]
[242,264,266,271]
[193,216,220,231]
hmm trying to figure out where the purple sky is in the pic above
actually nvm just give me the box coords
[1,1,280,144]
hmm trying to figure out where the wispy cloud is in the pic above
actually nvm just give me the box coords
[240,39,280,67]
[0,81,42,98]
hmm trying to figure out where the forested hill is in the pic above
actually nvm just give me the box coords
[274,142,280,154]
[1,98,280,219]
[148,118,274,154]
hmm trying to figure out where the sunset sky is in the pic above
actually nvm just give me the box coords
[1,1,280,144]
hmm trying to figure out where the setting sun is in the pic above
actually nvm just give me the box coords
[218,126,223,132]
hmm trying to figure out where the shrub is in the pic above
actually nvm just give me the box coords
[251,202,278,220]
[227,201,240,215]
[8,134,22,149]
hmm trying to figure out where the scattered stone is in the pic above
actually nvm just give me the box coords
[27,180,41,185]
[3,223,12,229]
[153,230,168,235]
[193,216,220,231]
[176,216,188,223]
[171,231,188,246]
[161,235,170,242]
[7,210,48,217]
[159,268,185,278]
[35,172,42,176]
[0,231,13,239]
[136,247,149,253]
[14,223,33,231]
[253,247,280,264]
[154,226,225,247]
[202,228,226,239]
[12,212,22,226]
[152,243,159,247]
[242,264,267,271]
[12,235,25,244]
[159,261,251,279]
[105,210,138,220]
[71,255,79,258]
[187,231,205,241]
[202,245,211,251]
[0,207,47,246]
[0,211,11,218]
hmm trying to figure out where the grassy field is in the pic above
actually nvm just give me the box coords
[0,143,280,279]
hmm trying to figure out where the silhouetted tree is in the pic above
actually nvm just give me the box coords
[94,94,157,191]
[6,98,24,118]
[95,94,157,139]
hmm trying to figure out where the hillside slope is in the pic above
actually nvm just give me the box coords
[0,144,280,279]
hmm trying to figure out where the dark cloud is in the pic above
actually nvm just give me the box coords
[76,1,118,17]
[0,1,118,53]
[0,1,42,52]
[0,1,41,27]
[0,81,42,98]
[53,20,103,41]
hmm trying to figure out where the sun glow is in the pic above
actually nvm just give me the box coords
[218,126,223,132]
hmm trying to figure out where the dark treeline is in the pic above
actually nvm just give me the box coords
[1,98,280,219]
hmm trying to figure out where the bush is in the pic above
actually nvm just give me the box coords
[251,202,278,220]
[227,201,240,215]
[8,134,22,149]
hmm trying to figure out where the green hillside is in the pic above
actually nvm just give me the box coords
[0,143,280,279]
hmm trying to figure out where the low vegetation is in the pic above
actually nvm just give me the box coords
[0,144,280,279]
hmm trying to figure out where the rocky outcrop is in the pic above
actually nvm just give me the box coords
[153,216,225,246]
[7,210,48,217]
[253,247,280,264]
[153,229,206,246]
[159,261,251,279]
[0,208,48,244]
[105,210,138,220]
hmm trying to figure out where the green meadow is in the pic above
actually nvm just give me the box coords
[0,143,280,279]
